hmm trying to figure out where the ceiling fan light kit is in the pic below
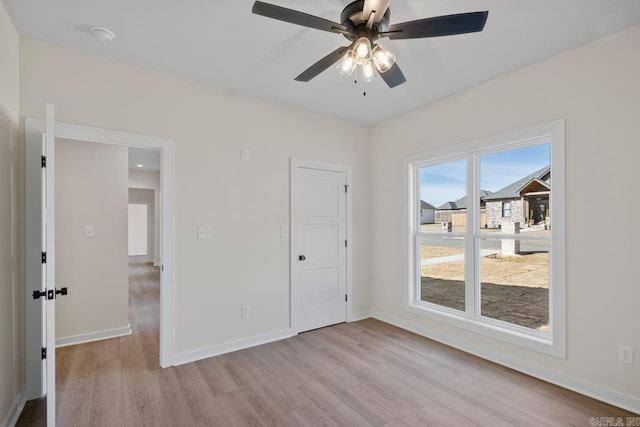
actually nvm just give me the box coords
[252,0,488,88]
[337,36,392,80]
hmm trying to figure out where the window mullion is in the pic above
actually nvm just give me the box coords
[413,165,421,303]
[464,154,477,317]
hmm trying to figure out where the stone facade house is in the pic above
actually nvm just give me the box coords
[433,166,551,229]
[483,166,551,228]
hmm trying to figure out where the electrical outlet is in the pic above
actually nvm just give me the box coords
[241,305,250,318]
[619,345,633,364]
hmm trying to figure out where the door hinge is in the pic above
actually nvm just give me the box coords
[345,240,347,247]
[41,252,47,264]
[41,155,46,168]
[162,265,164,271]
[41,347,46,360]
[344,185,349,193]
[345,294,348,302]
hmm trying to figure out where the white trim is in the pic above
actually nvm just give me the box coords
[349,311,372,322]
[2,392,25,427]
[172,329,294,366]
[24,118,176,367]
[371,311,640,415]
[404,121,564,165]
[55,325,132,348]
[290,159,353,333]
[403,120,566,358]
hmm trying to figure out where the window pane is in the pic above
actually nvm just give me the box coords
[480,144,550,231]
[420,237,465,311]
[479,239,549,332]
[502,202,511,218]
[420,160,466,232]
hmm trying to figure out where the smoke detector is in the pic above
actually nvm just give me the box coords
[91,27,115,43]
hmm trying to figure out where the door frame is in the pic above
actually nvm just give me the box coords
[290,159,353,334]
[24,119,176,389]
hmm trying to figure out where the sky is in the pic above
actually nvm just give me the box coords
[420,144,550,208]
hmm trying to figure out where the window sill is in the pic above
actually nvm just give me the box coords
[405,301,566,359]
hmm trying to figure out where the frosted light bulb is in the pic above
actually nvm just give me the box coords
[354,37,371,61]
[372,44,396,73]
[337,51,357,76]
[361,60,375,81]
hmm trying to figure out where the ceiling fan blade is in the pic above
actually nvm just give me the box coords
[294,46,352,82]
[362,0,392,23]
[386,11,488,40]
[252,1,347,34]
[380,62,406,88]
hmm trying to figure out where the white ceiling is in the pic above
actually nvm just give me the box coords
[5,0,640,125]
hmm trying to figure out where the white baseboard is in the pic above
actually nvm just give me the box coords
[371,311,640,414]
[350,311,372,322]
[173,328,294,366]
[55,325,132,348]
[2,391,25,427]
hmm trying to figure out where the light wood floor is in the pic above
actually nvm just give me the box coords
[18,257,638,426]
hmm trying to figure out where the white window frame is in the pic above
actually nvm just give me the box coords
[404,120,566,358]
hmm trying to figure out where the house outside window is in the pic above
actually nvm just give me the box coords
[405,121,565,357]
[502,201,511,218]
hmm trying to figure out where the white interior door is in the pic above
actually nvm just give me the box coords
[44,104,57,426]
[25,105,57,426]
[292,162,349,332]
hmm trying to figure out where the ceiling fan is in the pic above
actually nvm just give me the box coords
[252,0,488,88]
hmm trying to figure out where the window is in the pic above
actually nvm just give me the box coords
[502,201,511,218]
[405,121,565,357]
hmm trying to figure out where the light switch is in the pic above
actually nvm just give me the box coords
[197,226,211,240]
[241,148,249,160]
[84,226,95,238]
[281,226,288,237]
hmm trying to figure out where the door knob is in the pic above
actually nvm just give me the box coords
[299,255,306,261]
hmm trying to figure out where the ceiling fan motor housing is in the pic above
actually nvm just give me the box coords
[341,0,390,42]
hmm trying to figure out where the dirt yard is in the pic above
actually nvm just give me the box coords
[421,245,549,332]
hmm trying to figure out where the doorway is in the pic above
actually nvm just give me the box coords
[24,119,175,406]
[290,159,353,333]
